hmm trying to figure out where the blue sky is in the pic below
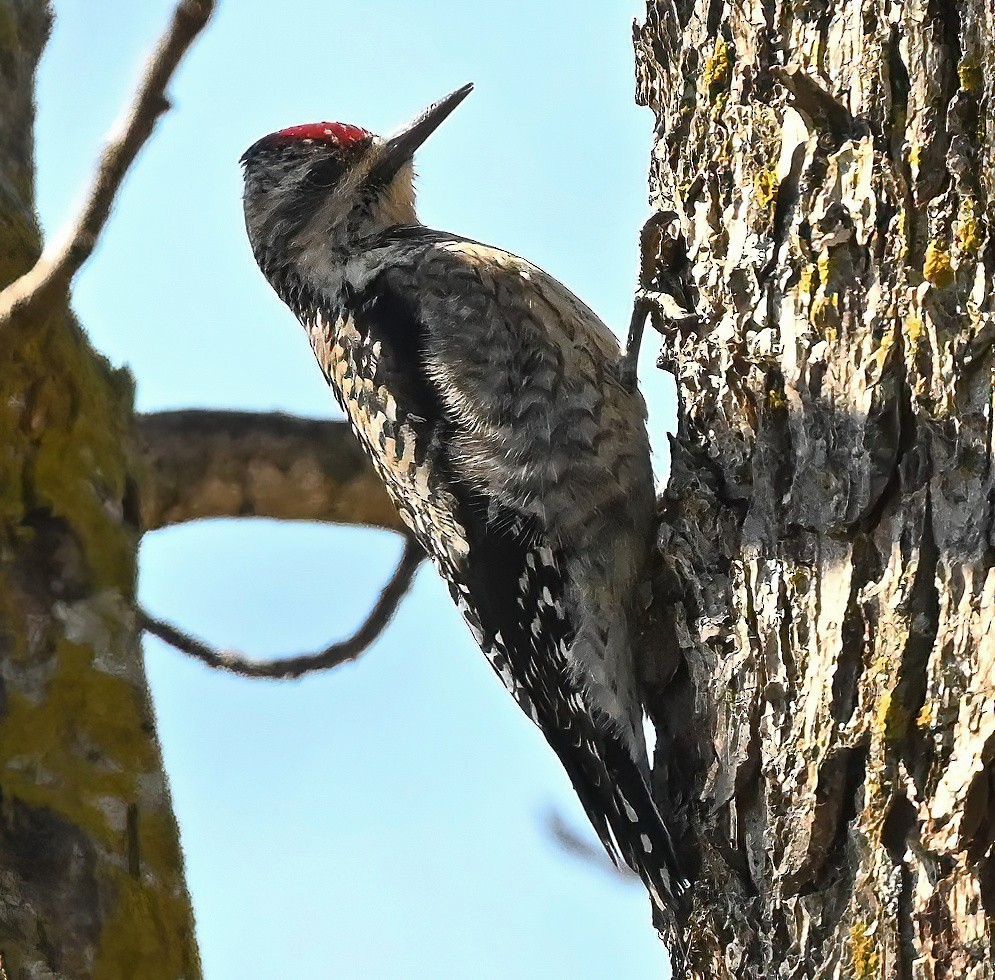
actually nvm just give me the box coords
[36,3,676,977]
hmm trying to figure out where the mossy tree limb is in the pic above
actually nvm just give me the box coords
[0,2,205,975]
[136,410,404,533]
[633,0,994,974]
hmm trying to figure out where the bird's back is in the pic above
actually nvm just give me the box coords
[308,229,656,736]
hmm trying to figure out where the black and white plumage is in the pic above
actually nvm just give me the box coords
[240,85,687,916]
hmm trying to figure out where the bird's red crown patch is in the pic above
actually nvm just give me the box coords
[274,122,372,145]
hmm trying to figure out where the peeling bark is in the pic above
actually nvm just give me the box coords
[634,0,995,975]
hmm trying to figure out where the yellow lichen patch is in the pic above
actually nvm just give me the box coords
[810,293,840,335]
[0,570,29,663]
[851,920,880,978]
[872,332,895,374]
[905,313,925,346]
[0,204,40,288]
[816,253,833,293]
[923,243,955,287]
[0,140,198,969]
[958,57,982,93]
[956,197,984,253]
[872,672,892,726]
[30,355,136,590]
[93,873,201,980]
[797,265,817,298]
[136,809,194,892]
[709,90,729,121]
[874,687,915,745]
[766,388,787,411]
[754,167,777,208]
[703,37,732,96]
[680,495,710,520]
[916,700,935,730]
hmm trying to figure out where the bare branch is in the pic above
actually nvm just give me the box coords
[0,0,215,328]
[136,409,406,533]
[139,536,425,679]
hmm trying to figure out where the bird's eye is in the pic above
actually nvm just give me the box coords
[305,156,347,190]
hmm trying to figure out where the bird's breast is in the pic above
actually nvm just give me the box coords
[308,309,470,566]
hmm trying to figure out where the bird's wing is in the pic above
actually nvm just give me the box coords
[332,240,683,901]
[337,242,589,730]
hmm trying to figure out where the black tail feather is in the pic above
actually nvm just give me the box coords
[550,724,689,913]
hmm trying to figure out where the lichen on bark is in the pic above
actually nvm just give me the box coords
[0,2,200,975]
[633,0,994,974]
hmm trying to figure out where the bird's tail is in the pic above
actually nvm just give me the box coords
[556,731,688,900]
[555,725,690,966]
[597,732,689,914]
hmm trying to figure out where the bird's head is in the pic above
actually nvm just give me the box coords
[241,83,472,274]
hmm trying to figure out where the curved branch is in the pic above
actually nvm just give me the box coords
[136,409,405,533]
[139,536,425,679]
[0,0,215,328]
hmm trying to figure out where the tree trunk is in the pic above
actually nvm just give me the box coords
[633,0,994,975]
[0,3,200,975]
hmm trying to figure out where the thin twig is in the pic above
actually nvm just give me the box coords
[139,536,425,679]
[0,0,215,328]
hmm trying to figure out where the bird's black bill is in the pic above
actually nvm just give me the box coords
[369,83,473,186]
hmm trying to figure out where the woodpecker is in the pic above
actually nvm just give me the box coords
[240,84,687,915]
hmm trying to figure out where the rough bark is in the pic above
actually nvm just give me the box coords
[0,3,202,976]
[633,0,995,976]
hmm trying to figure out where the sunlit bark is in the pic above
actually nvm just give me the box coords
[634,0,994,974]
